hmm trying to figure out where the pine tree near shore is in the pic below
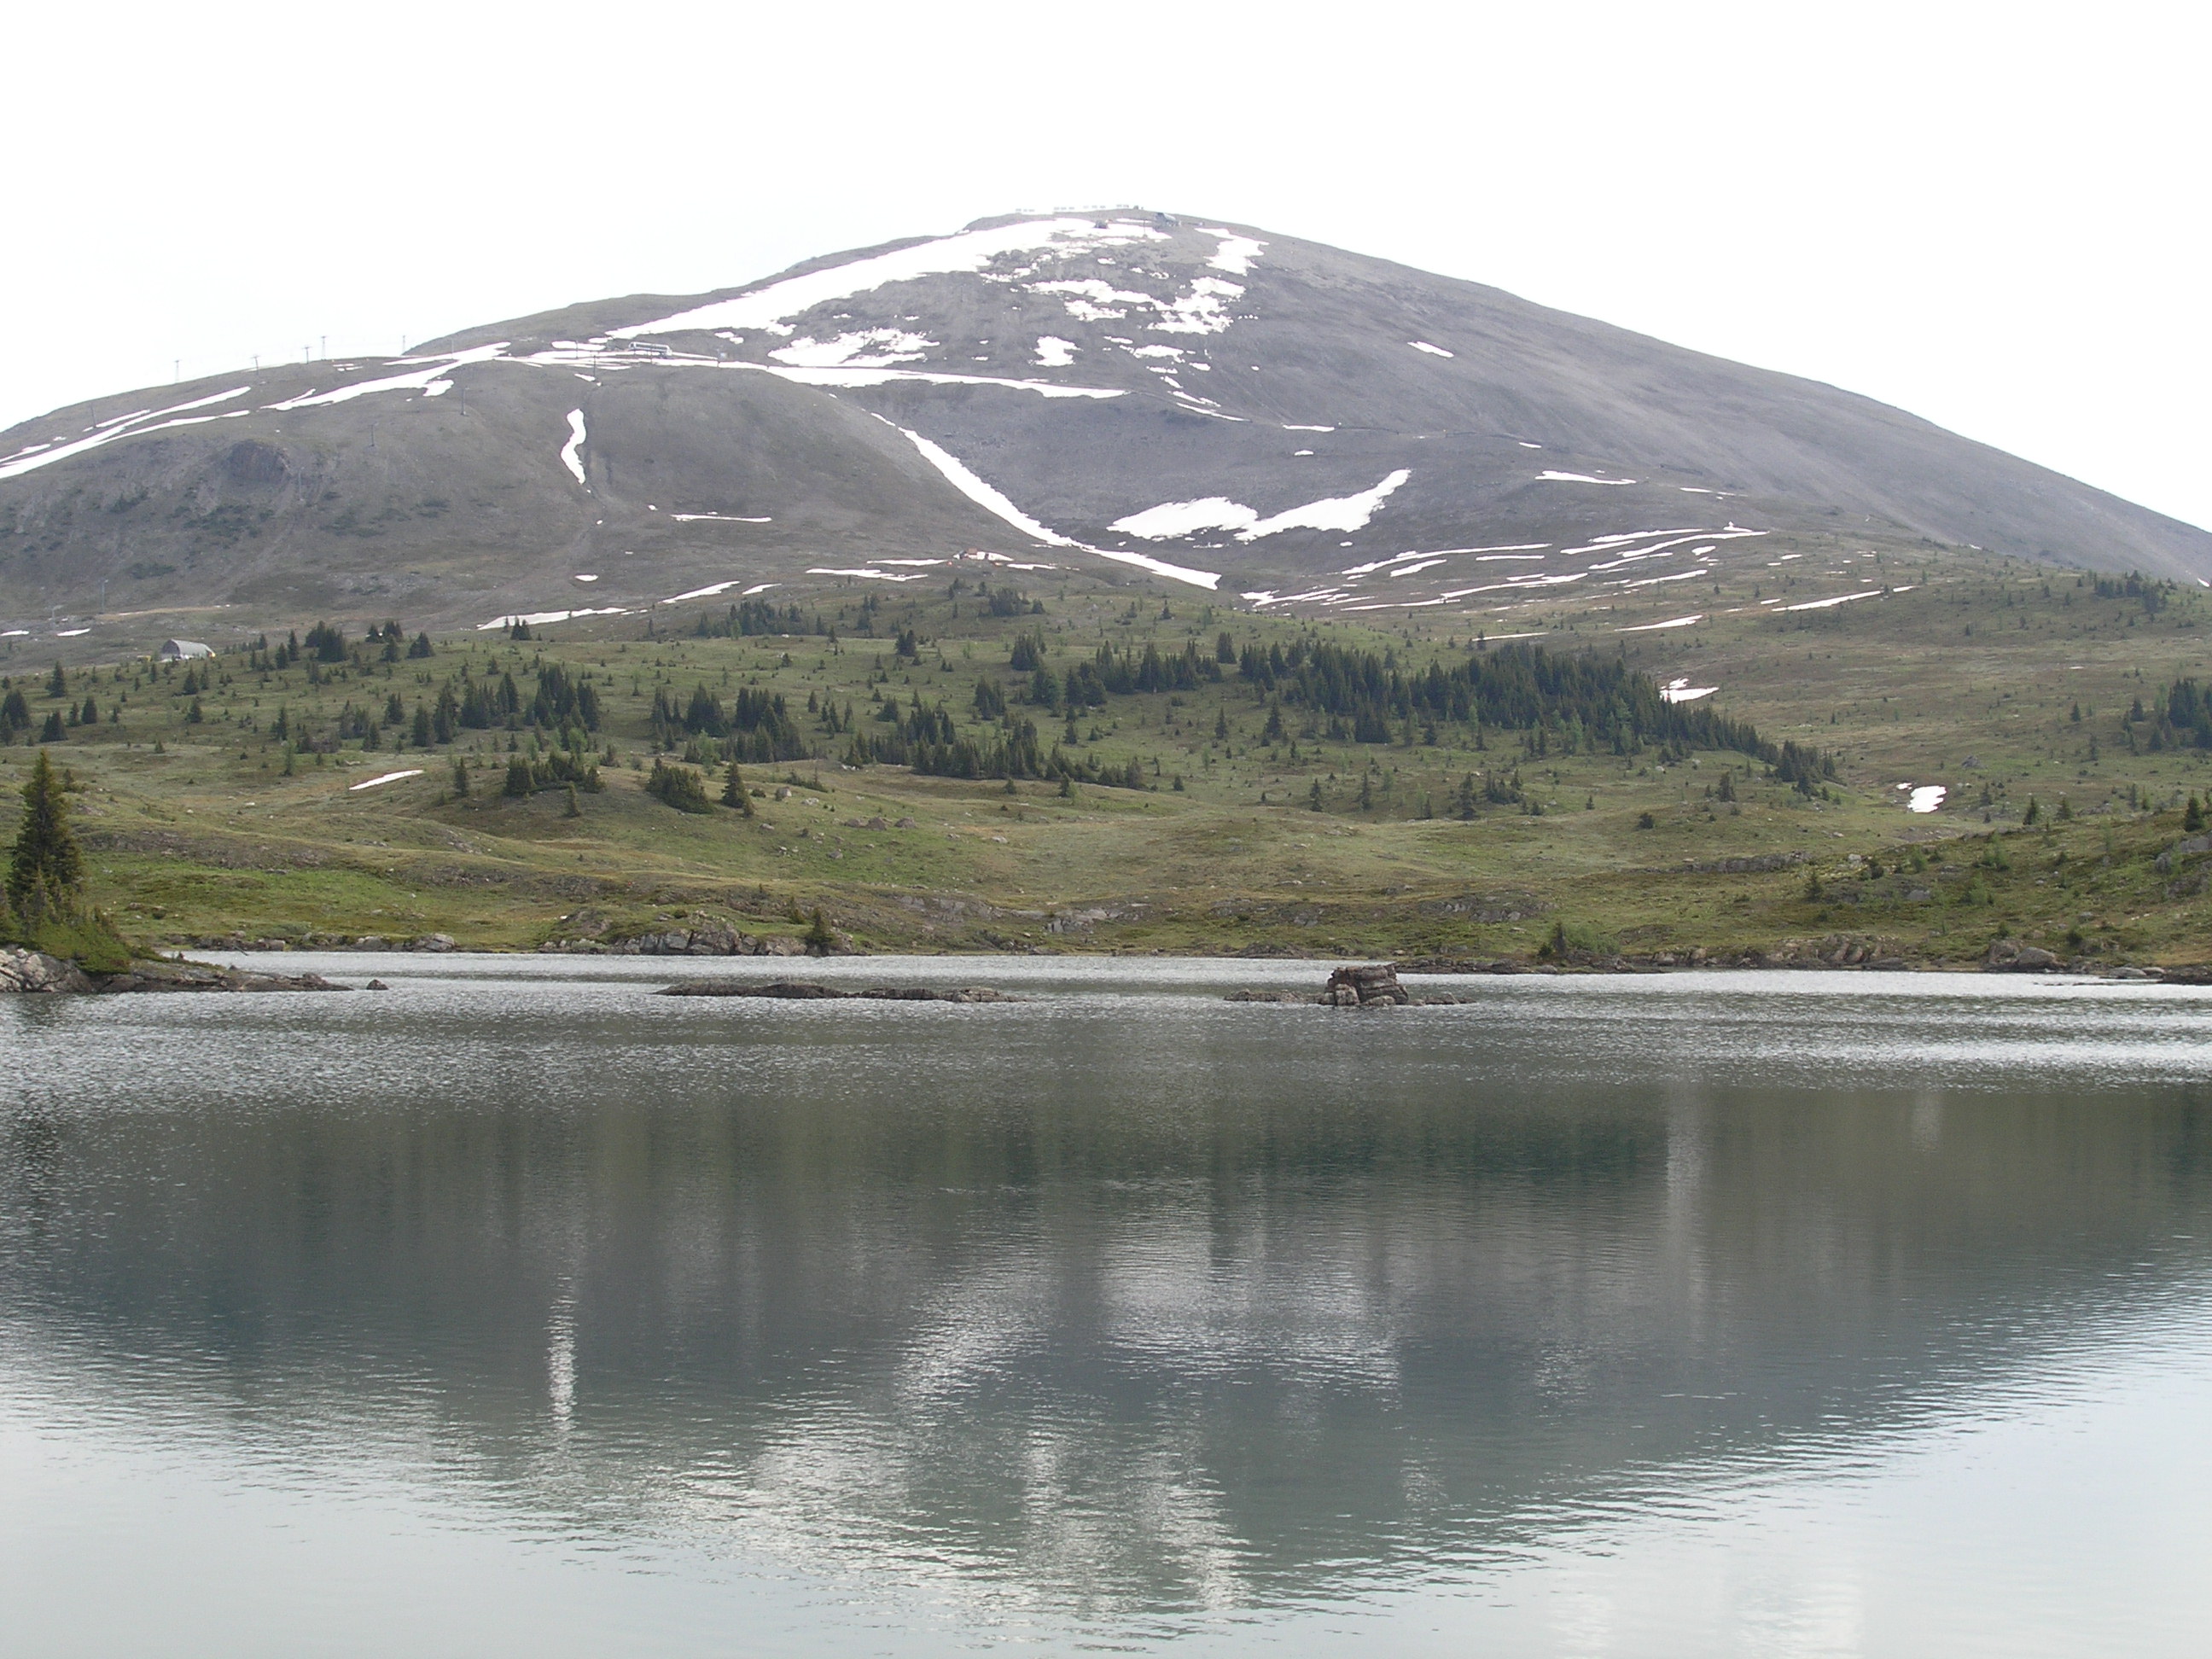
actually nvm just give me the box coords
[7,749,84,923]
[722,759,754,815]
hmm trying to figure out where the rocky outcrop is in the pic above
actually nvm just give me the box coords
[1228,963,1441,1006]
[542,926,812,957]
[1324,963,1410,1007]
[185,931,454,952]
[1674,852,1808,875]
[93,960,352,992]
[659,980,1019,1003]
[0,948,96,993]
[1,947,351,992]
[1984,940,2064,973]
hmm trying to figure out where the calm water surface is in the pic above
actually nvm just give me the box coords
[3,957,2210,1656]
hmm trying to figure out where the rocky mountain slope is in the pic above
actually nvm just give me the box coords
[5,210,2207,654]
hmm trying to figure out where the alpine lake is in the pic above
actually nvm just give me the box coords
[4,956,2209,1657]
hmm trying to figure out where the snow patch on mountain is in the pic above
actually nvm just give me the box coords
[1539,470,1636,486]
[608,218,1167,340]
[756,364,1122,399]
[1112,469,1412,544]
[876,416,1221,589]
[1032,278,1152,322]
[769,329,933,369]
[1153,276,1243,335]
[1409,341,1454,358]
[1201,229,1265,273]
[559,410,587,486]
[1033,336,1077,367]
[0,385,255,480]
[267,344,505,411]
[477,607,627,630]
[889,422,1076,549]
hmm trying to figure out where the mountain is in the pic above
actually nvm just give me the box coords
[4,210,2207,652]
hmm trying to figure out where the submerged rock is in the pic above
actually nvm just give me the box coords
[93,960,352,993]
[660,980,1020,1003]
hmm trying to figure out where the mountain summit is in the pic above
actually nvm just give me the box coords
[5,210,2206,647]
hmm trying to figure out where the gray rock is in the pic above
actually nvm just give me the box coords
[1324,963,1408,1006]
[0,947,96,993]
[1985,940,2063,971]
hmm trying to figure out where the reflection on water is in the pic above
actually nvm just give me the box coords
[3,961,2212,1656]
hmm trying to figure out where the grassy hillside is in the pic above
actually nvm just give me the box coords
[6,529,2211,967]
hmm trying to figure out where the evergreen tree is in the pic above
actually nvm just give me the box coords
[722,760,754,815]
[46,661,66,699]
[646,759,712,812]
[2023,795,2040,826]
[2186,795,2204,833]
[7,749,83,920]
[805,907,835,953]
[563,783,581,818]
[504,755,532,797]
[451,756,470,797]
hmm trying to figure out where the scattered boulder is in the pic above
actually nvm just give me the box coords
[364,979,391,991]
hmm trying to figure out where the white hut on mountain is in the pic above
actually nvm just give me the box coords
[159,639,212,661]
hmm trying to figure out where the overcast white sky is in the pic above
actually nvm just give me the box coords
[5,0,2205,529]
